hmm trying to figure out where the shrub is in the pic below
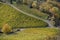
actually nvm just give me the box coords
[2,23,12,34]
[50,7,59,13]
[32,1,37,8]
[49,7,60,17]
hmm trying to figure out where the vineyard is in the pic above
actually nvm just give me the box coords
[0,3,48,28]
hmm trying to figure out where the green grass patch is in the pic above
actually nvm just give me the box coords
[0,3,48,28]
[0,28,60,40]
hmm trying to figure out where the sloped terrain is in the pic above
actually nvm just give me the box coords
[0,1,60,40]
[0,3,48,28]
[13,4,49,19]
[0,28,60,40]
[14,1,60,26]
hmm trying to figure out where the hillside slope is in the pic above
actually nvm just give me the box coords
[0,3,48,28]
[0,28,59,40]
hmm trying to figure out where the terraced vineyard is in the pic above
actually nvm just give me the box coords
[0,3,48,28]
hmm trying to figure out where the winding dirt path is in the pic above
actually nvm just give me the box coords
[5,3,54,27]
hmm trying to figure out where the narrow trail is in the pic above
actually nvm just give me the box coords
[5,3,54,27]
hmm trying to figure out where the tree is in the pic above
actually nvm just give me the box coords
[2,23,12,34]
[49,7,60,26]
[32,1,37,8]
[49,7,60,18]
[39,3,53,12]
